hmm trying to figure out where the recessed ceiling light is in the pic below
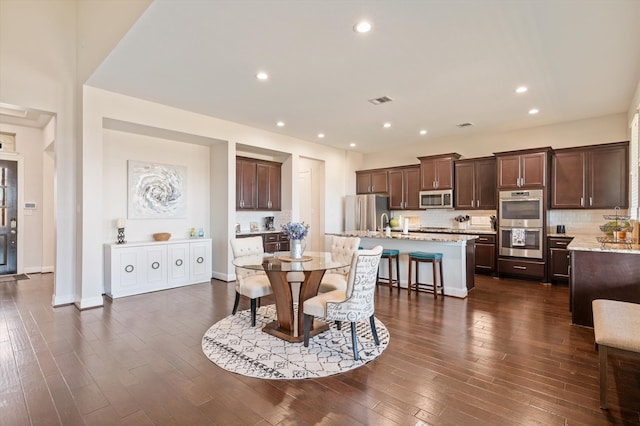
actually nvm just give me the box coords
[317,133,325,138]
[354,21,372,33]
[515,86,528,94]
[419,130,427,135]
[528,108,539,115]
[383,122,391,128]
[350,143,356,147]
[276,121,285,127]
[256,72,269,80]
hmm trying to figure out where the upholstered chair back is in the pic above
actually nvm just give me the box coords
[328,236,361,275]
[325,246,382,322]
[230,237,265,282]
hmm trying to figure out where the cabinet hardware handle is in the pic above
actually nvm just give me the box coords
[152,261,160,270]
[175,259,183,266]
[197,257,204,264]
[589,197,593,206]
[125,265,134,273]
[513,265,527,270]
[555,242,567,246]
[580,197,584,207]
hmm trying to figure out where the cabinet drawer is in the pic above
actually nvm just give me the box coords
[475,235,496,244]
[498,258,545,279]
[549,237,572,248]
[264,234,279,243]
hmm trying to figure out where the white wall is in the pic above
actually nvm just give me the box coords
[362,113,629,169]
[82,86,351,304]
[102,129,211,243]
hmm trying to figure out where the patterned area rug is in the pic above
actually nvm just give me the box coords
[202,304,389,379]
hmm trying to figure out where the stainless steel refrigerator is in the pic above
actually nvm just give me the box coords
[344,194,390,231]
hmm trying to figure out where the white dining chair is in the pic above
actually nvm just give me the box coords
[317,235,361,293]
[303,245,383,360]
[230,237,273,327]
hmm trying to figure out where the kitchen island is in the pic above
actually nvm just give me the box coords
[568,235,640,327]
[329,231,477,298]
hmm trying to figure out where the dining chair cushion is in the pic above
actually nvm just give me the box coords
[236,274,273,299]
[317,272,347,293]
[303,289,346,318]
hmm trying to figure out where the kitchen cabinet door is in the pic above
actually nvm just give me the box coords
[497,150,547,189]
[475,158,497,209]
[388,166,420,210]
[356,170,388,194]
[257,162,281,210]
[419,154,459,190]
[404,167,421,209]
[455,157,496,210]
[236,157,257,210]
[387,169,404,209]
[588,143,628,209]
[548,237,572,283]
[551,142,628,209]
[454,162,475,209]
[551,150,586,208]
[474,235,496,274]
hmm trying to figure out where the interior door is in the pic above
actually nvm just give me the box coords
[0,160,17,274]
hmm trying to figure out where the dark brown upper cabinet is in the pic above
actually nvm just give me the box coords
[388,165,421,210]
[551,141,628,209]
[236,156,281,211]
[256,161,281,210]
[356,169,388,194]
[418,153,461,190]
[454,157,496,210]
[495,148,551,189]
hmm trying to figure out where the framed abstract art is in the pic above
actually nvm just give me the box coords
[127,160,187,219]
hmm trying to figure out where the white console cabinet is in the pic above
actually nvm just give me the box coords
[105,239,212,299]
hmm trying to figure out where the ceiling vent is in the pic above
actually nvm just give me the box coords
[368,96,393,105]
[456,122,474,128]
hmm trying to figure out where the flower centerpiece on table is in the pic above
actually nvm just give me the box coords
[281,222,310,259]
[281,222,310,240]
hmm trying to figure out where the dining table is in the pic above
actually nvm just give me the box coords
[232,251,352,343]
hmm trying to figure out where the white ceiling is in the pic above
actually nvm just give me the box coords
[87,0,640,153]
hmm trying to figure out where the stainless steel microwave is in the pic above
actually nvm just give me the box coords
[419,189,454,209]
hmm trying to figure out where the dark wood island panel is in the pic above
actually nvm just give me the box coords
[571,250,640,327]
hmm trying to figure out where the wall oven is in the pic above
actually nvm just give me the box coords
[498,189,544,259]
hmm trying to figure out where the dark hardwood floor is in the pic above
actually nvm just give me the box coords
[1,273,638,425]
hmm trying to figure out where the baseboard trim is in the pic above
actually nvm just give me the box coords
[211,271,234,282]
[74,296,104,310]
[52,293,74,307]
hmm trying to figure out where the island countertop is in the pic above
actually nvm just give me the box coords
[330,230,478,244]
[327,230,476,298]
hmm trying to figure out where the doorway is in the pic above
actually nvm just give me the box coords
[298,157,324,251]
[0,159,18,274]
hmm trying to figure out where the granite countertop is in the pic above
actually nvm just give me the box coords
[236,230,281,236]
[330,230,478,243]
[568,233,640,254]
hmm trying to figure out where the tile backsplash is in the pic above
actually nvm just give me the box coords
[390,208,631,235]
[547,209,631,236]
[235,210,291,233]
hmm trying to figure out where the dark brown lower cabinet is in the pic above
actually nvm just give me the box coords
[474,235,495,274]
[571,249,640,327]
[547,237,573,283]
[237,232,289,253]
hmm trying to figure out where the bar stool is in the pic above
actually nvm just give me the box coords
[377,249,400,290]
[407,251,444,299]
